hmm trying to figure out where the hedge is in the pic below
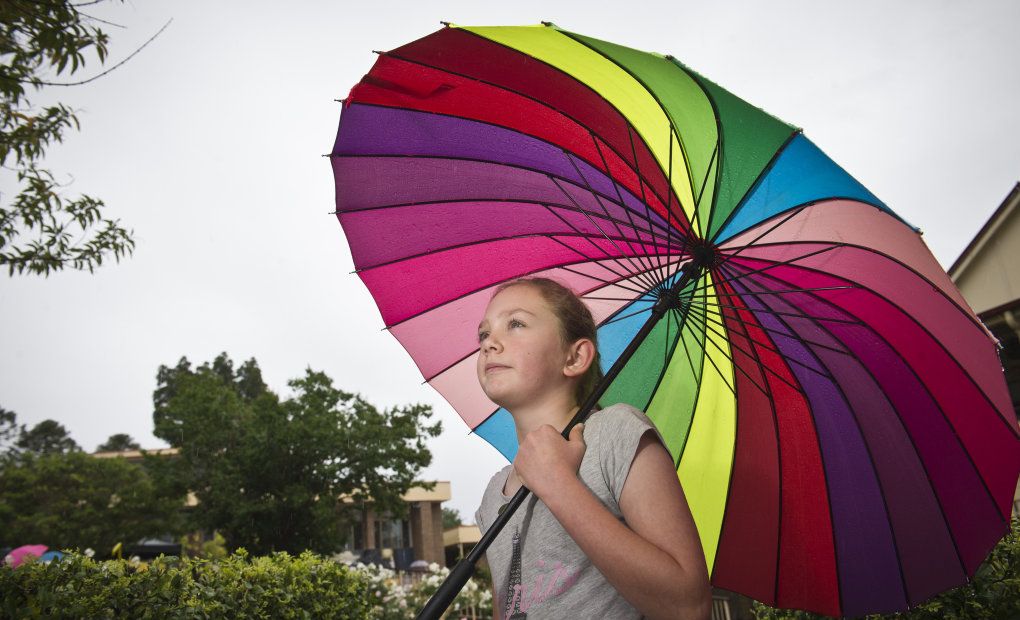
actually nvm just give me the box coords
[0,550,372,619]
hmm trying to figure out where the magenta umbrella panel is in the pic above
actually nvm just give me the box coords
[329,24,1020,618]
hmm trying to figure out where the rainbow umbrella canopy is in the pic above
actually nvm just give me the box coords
[330,23,1020,617]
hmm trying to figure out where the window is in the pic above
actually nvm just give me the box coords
[374,514,412,549]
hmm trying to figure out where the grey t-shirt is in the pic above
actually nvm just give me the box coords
[474,403,665,619]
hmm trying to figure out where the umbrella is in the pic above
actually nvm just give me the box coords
[330,23,1020,618]
[5,545,49,568]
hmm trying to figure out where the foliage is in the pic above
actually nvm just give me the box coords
[0,407,19,455]
[180,531,227,560]
[351,561,493,620]
[1,0,135,275]
[15,418,79,455]
[149,353,443,556]
[96,432,141,452]
[0,549,373,619]
[442,507,463,530]
[0,450,184,552]
[752,517,1020,619]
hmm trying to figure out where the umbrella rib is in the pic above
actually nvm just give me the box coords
[721,268,918,602]
[720,252,1020,440]
[333,151,673,236]
[706,285,856,299]
[553,160,664,292]
[539,189,665,293]
[385,254,659,333]
[557,263,659,298]
[588,130,677,283]
[708,274,785,603]
[587,130,689,283]
[556,28,701,232]
[540,233,665,294]
[712,203,811,273]
[681,304,775,398]
[662,127,684,266]
[676,309,736,394]
[685,301,811,395]
[722,261,1009,589]
[334,194,673,240]
[716,238,995,339]
[667,287,712,470]
[713,268,846,613]
[722,260,1016,520]
[684,293,856,357]
[599,304,655,328]
[352,230,678,275]
[684,243,845,295]
[365,54,679,214]
[704,129,801,244]
[627,122,688,265]
[683,297,863,326]
[693,141,719,214]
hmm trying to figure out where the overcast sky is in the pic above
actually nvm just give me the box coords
[2,0,1018,519]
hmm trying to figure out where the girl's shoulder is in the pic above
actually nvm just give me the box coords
[583,402,657,441]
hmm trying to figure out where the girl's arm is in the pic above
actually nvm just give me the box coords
[514,424,712,620]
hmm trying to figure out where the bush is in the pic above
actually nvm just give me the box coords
[350,561,493,620]
[0,549,373,619]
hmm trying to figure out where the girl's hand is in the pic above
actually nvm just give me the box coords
[513,423,586,500]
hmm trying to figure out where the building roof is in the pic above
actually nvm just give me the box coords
[443,524,481,547]
[948,182,1020,317]
[949,182,1019,279]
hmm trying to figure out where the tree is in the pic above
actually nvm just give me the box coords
[96,433,140,452]
[0,407,21,456]
[1,0,137,275]
[150,353,443,555]
[16,419,79,455]
[442,507,462,530]
[0,450,185,552]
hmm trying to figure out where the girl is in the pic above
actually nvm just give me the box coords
[474,277,712,620]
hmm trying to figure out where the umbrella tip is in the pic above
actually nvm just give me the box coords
[372,50,383,55]
[335,98,347,104]
[541,21,554,27]
[440,20,451,27]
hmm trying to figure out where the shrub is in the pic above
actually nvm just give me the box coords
[350,561,493,620]
[0,549,372,619]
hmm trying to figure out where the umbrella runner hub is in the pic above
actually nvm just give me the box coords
[687,239,722,271]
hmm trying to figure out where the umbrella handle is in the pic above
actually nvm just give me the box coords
[414,264,698,620]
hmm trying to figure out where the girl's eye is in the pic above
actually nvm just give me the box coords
[509,319,525,329]
[477,331,489,343]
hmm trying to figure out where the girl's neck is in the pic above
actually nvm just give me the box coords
[510,394,580,445]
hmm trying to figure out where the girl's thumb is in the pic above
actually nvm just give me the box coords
[570,423,585,442]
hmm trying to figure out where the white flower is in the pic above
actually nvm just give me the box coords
[84,548,95,558]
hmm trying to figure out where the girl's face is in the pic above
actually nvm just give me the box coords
[476,284,574,411]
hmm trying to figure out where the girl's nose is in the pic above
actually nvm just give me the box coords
[482,333,502,352]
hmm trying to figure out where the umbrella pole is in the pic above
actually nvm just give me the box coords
[415,263,699,620]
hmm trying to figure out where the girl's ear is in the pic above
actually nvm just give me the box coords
[563,338,596,378]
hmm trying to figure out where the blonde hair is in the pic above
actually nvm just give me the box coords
[494,277,603,407]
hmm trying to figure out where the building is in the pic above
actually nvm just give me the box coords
[948,182,1020,516]
[342,482,451,568]
[443,523,480,567]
